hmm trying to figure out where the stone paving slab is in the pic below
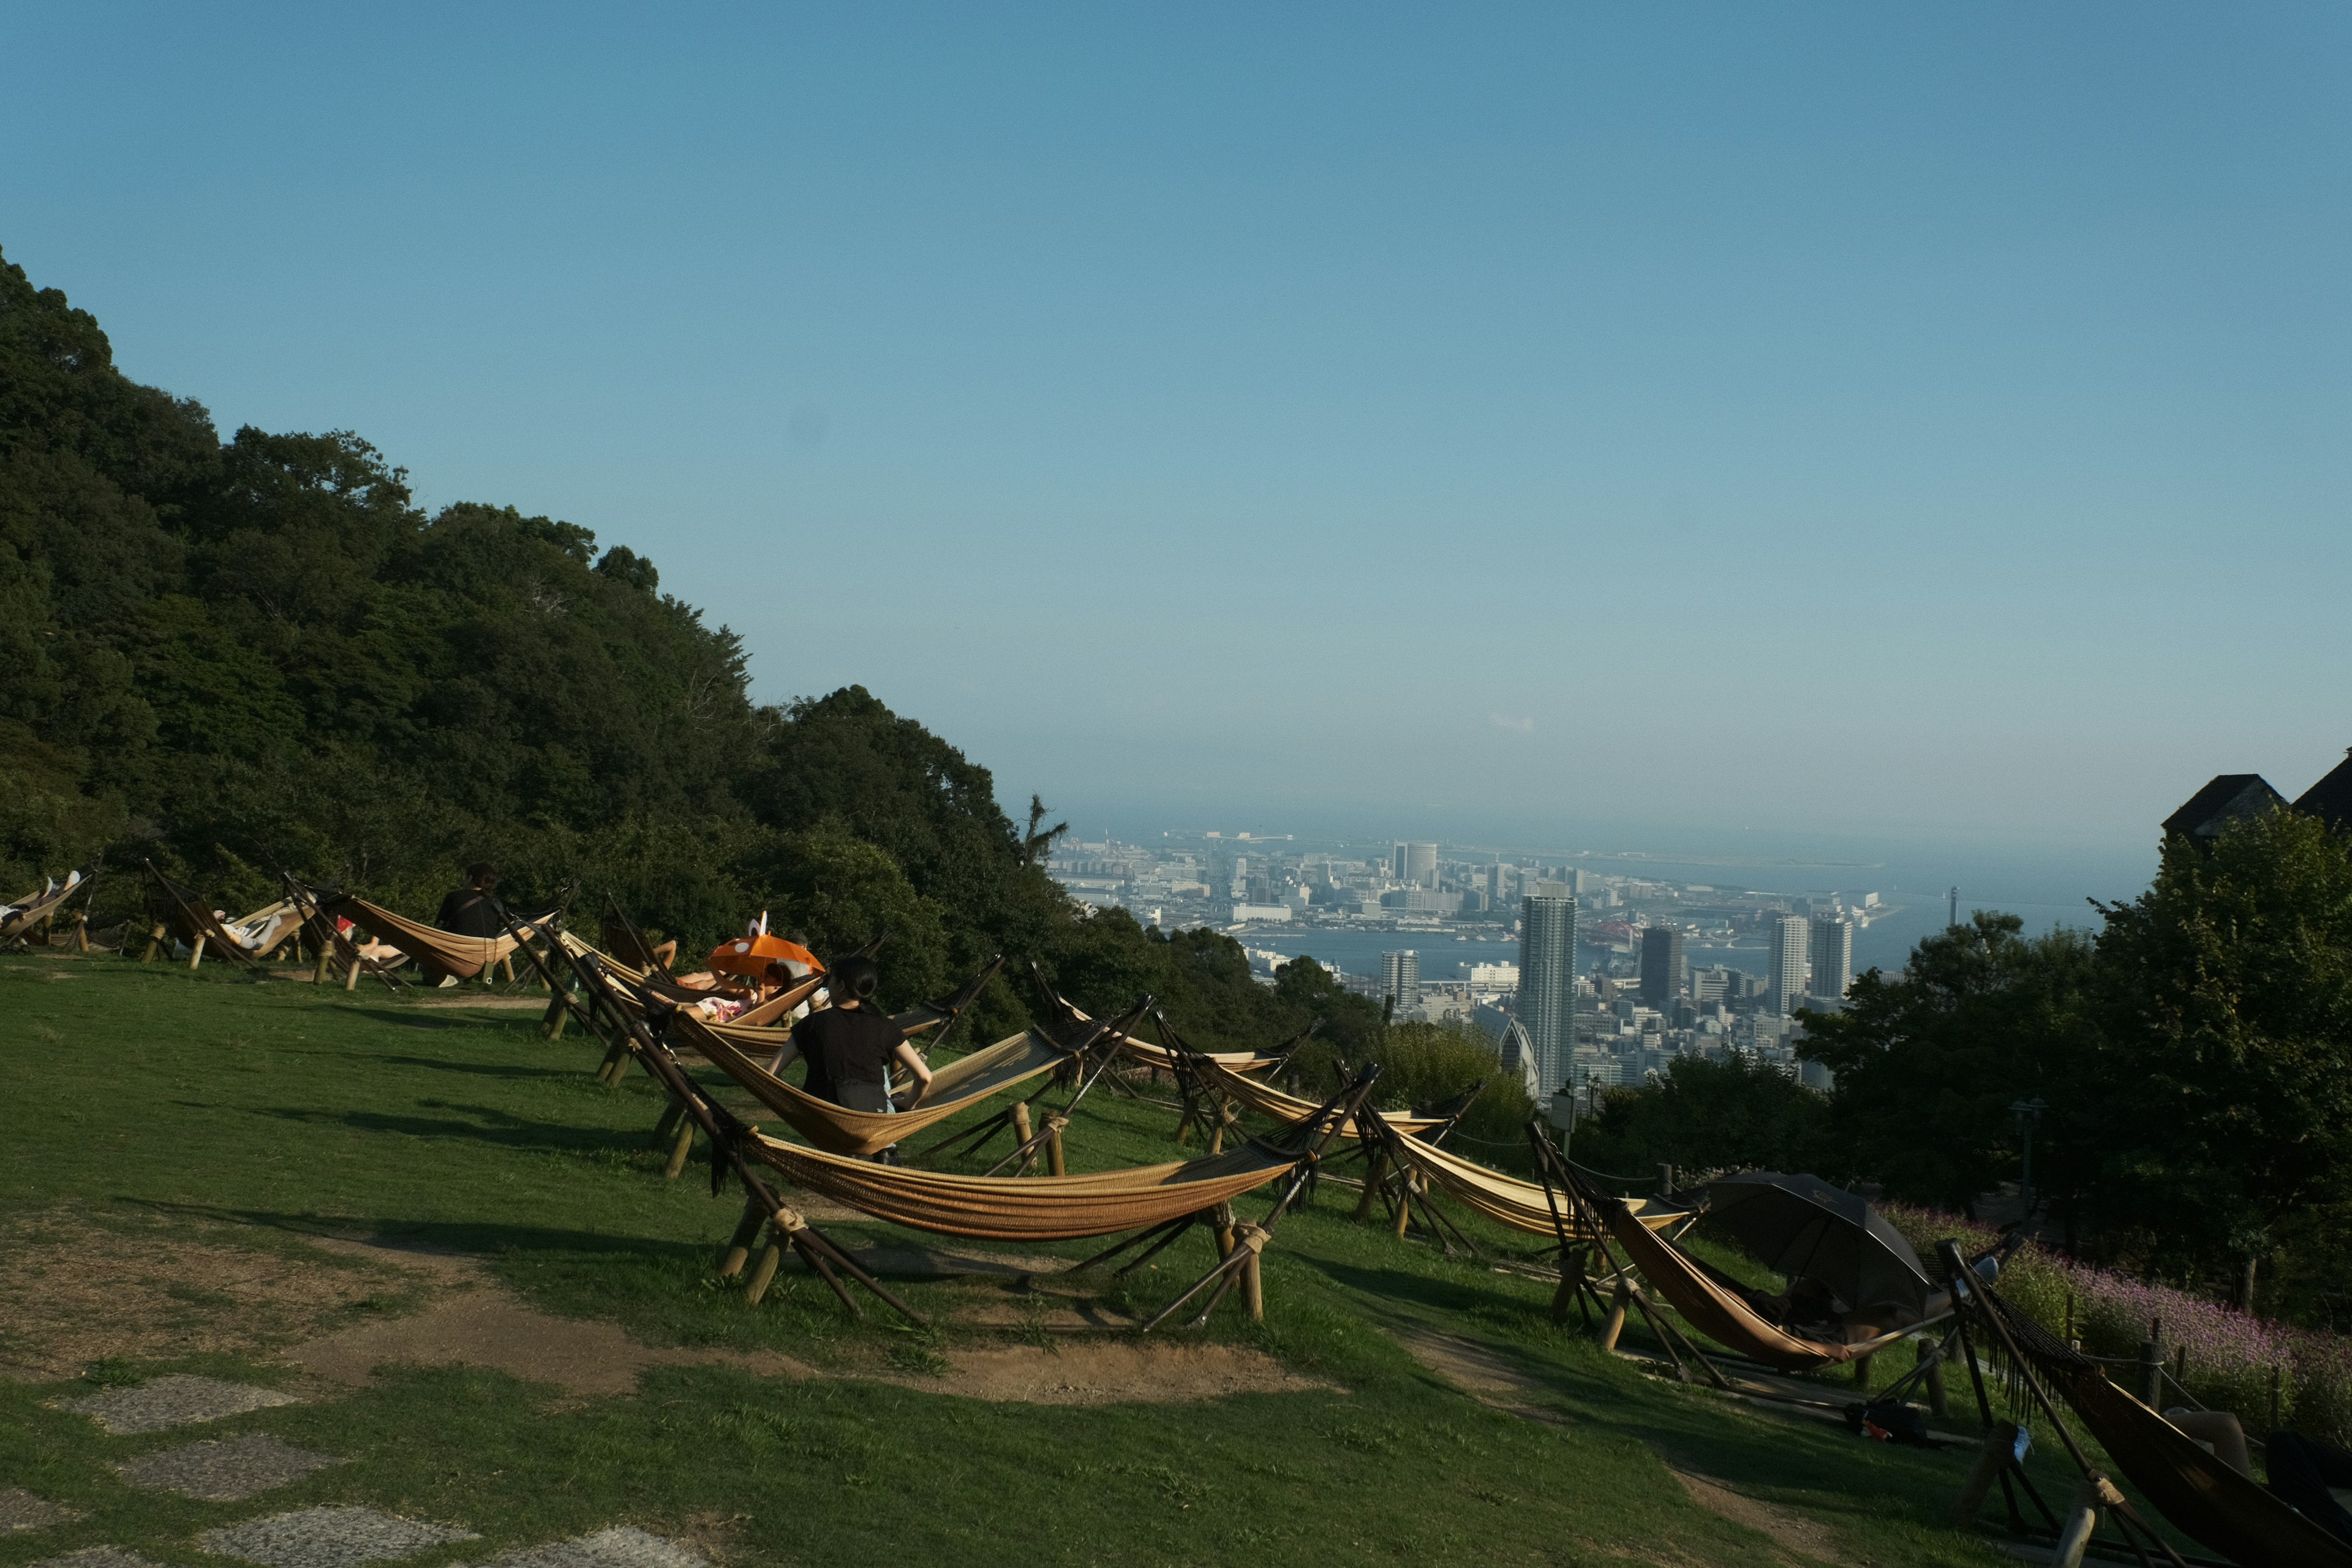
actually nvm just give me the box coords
[118,1432,346,1501]
[1,1488,85,1531]
[28,1550,171,1568]
[199,1506,478,1567]
[60,1375,300,1434]
[473,1528,707,1568]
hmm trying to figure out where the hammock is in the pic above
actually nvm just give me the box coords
[1966,1273,2352,1568]
[1600,1196,1931,1372]
[1,869,90,943]
[1191,1054,1445,1138]
[739,1129,1298,1242]
[324,892,549,981]
[677,1012,1070,1158]
[1120,1036,1280,1075]
[143,861,264,969]
[1384,1134,1683,1240]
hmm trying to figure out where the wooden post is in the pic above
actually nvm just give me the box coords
[312,937,334,985]
[1656,1162,1675,1197]
[142,922,167,962]
[1046,1115,1067,1178]
[2138,1321,2163,1407]
[344,951,363,990]
[663,1116,696,1179]
[499,954,516,984]
[744,1240,783,1305]
[1952,1420,2022,1523]
[187,933,206,971]
[1214,1203,1236,1261]
[1598,1276,1630,1352]
[74,913,89,953]
[649,1097,687,1150]
[1391,1174,1412,1238]
[1012,1102,1035,1174]
[1352,1147,1388,1221]
[2051,1475,2122,1568]
[1242,1241,1265,1322]
[1917,1337,1950,1419]
[1852,1351,1874,1390]
[718,1193,767,1278]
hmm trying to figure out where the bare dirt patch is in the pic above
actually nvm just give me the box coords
[0,1215,401,1381]
[7,1218,1336,1408]
[287,1289,813,1398]
[1668,1468,1861,1568]
[900,1341,1334,1404]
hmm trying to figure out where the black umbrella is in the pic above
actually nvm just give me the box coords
[1700,1172,1932,1316]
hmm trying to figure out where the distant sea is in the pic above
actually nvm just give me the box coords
[1088,818,2157,983]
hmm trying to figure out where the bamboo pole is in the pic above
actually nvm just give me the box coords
[1953,1421,2023,1523]
[1598,1276,1630,1353]
[662,1116,696,1179]
[744,1241,783,1305]
[1352,1147,1388,1221]
[718,1193,767,1278]
[1011,1101,1036,1175]
[1046,1115,1068,1177]
[142,922,165,961]
[344,952,363,990]
[187,933,206,971]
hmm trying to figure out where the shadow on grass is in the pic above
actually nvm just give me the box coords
[371,1054,586,1082]
[245,1099,631,1154]
[111,1197,718,1272]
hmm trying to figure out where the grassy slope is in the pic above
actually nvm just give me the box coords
[0,954,2037,1567]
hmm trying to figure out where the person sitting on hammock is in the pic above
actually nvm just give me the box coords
[765,955,932,1137]
[435,864,503,937]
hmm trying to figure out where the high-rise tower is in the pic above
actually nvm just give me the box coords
[1519,894,1579,1091]
[1379,950,1420,1016]
[1638,925,1687,1008]
[1768,914,1811,1016]
[1808,915,1853,1003]
[1392,842,1438,888]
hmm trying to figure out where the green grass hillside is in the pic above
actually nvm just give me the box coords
[1,953,2045,1567]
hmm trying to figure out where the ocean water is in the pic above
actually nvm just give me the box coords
[1112,823,2157,982]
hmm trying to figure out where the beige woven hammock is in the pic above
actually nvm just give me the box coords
[1600,1195,1934,1371]
[740,1129,1298,1242]
[2,869,90,943]
[325,893,546,981]
[1188,1054,1445,1138]
[1384,1133,1684,1240]
[676,1011,1069,1158]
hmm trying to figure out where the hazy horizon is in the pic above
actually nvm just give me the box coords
[7,3,2348,856]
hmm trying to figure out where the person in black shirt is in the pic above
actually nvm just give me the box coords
[435,864,503,937]
[770,955,932,1121]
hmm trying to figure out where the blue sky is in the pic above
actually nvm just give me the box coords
[6,3,2348,862]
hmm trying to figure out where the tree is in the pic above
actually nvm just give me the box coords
[1797,912,2098,1212]
[1574,1055,1831,1180]
[2090,810,2352,1306]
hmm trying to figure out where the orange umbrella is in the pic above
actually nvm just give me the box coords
[707,933,824,980]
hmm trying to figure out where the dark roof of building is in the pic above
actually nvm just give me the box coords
[2293,748,2352,834]
[2162,774,2286,840]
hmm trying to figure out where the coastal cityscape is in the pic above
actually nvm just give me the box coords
[1047,832,1905,1104]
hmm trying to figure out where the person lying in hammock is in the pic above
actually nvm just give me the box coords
[764,956,933,1147]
